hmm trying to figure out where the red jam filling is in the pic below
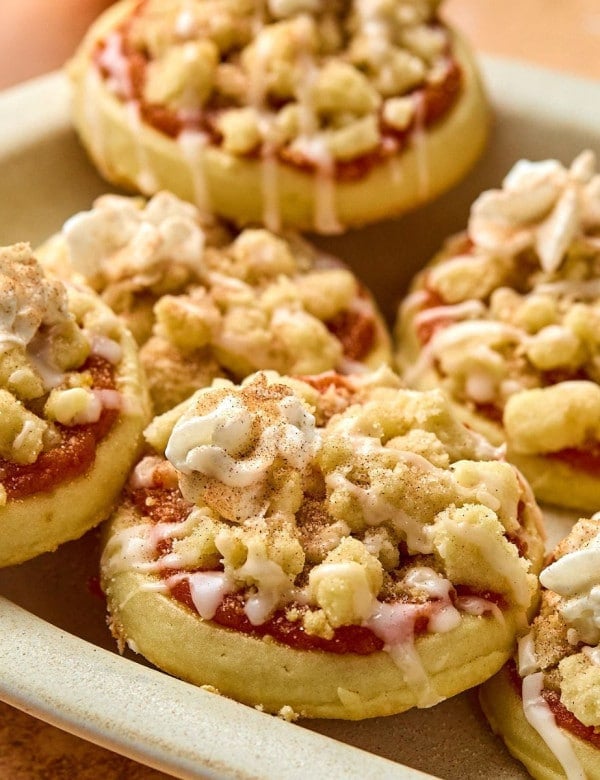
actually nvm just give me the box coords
[0,356,119,500]
[171,580,384,655]
[542,687,600,749]
[299,372,357,395]
[166,576,505,655]
[127,476,509,655]
[547,442,600,477]
[508,660,600,749]
[94,9,463,182]
[414,287,448,344]
[326,306,377,362]
[454,584,508,610]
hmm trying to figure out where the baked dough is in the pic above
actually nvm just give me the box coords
[101,368,544,718]
[396,151,600,512]
[67,0,489,233]
[0,243,149,568]
[39,191,392,414]
[480,516,600,780]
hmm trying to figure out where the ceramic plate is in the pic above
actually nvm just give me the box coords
[0,57,598,779]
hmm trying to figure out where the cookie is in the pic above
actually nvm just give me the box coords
[0,243,149,567]
[480,515,600,780]
[101,367,544,718]
[40,191,392,413]
[67,0,489,232]
[396,151,600,511]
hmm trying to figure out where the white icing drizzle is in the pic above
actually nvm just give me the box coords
[26,347,65,390]
[540,530,600,645]
[292,25,343,234]
[413,299,487,329]
[469,150,600,273]
[404,318,523,387]
[452,521,531,609]
[366,600,442,707]
[245,28,283,232]
[166,391,318,488]
[389,640,443,708]
[88,333,123,364]
[126,102,160,194]
[517,631,539,676]
[521,672,586,780]
[188,571,232,620]
[325,466,432,554]
[178,131,212,213]
[314,161,343,234]
[364,569,463,708]
[94,388,122,411]
[107,512,201,581]
[12,420,38,453]
[540,535,600,597]
[454,594,504,624]
[108,523,157,575]
[97,32,132,98]
[221,535,293,626]
[427,319,523,353]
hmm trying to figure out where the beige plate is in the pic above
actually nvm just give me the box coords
[0,59,598,779]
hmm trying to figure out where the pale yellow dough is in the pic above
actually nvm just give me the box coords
[396,151,600,512]
[480,517,600,779]
[101,370,544,719]
[480,666,600,780]
[0,294,150,569]
[106,537,528,720]
[38,193,393,415]
[68,0,489,233]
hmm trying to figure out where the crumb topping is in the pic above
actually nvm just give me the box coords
[56,192,387,412]
[0,244,124,467]
[93,0,460,171]
[398,152,600,456]
[470,151,600,274]
[518,515,600,729]
[106,368,541,653]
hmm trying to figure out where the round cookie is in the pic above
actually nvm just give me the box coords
[101,367,544,719]
[39,191,392,414]
[0,243,149,568]
[396,151,600,512]
[67,0,489,233]
[480,515,600,780]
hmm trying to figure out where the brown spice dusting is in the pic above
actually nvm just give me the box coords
[0,356,119,499]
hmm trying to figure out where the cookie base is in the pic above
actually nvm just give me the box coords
[68,0,490,233]
[101,500,538,720]
[479,665,600,780]
[0,324,149,568]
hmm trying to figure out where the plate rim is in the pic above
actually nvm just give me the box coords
[0,54,599,780]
